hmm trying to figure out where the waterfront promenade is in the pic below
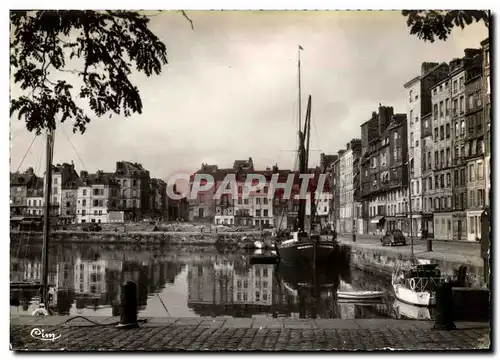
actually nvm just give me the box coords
[11,315,490,351]
[337,234,483,267]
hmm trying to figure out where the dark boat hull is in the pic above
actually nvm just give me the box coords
[278,240,336,266]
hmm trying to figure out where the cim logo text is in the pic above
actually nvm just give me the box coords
[30,328,61,341]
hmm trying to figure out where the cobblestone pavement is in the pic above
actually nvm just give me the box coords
[10,316,490,351]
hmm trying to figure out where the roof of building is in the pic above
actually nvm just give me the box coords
[10,170,39,187]
[233,157,254,171]
[80,171,119,186]
[115,161,150,177]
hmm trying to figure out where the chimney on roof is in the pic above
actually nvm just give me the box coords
[80,171,88,180]
[464,48,481,59]
[25,167,34,175]
[421,62,439,75]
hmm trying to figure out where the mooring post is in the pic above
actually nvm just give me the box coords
[433,281,456,330]
[117,281,139,329]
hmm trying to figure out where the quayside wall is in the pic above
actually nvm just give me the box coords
[348,244,486,288]
[9,230,263,246]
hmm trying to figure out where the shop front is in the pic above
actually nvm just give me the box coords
[368,216,385,235]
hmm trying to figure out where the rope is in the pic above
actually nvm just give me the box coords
[15,134,37,173]
[61,126,87,171]
[156,293,171,316]
[58,315,148,327]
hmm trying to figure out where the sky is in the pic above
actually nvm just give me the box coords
[9,10,489,181]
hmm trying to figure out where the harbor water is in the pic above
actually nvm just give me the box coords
[10,239,436,320]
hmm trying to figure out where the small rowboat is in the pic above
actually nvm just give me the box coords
[337,291,384,300]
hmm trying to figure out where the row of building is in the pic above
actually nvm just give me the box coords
[10,161,188,224]
[322,38,490,241]
[187,158,332,229]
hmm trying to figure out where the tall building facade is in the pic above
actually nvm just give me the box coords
[429,76,455,240]
[149,178,167,219]
[449,56,469,240]
[76,171,120,224]
[404,62,449,238]
[481,38,491,209]
[338,139,361,233]
[113,161,151,221]
[463,49,486,241]
[333,151,343,232]
[359,106,409,235]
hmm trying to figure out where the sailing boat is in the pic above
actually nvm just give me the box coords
[10,128,55,315]
[276,50,339,266]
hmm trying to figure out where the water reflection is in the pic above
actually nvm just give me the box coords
[11,242,398,319]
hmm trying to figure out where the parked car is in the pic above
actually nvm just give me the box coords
[380,229,406,246]
[81,223,102,232]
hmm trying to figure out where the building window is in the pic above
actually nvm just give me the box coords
[439,101,444,117]
[469,190,475,208]
[478,161,484,179]
[433,104,438,119]
[446,123,450,138]
[469,164,475,182]
[434,128,439,141]
[440,125,444,140]
[82,189,87,196]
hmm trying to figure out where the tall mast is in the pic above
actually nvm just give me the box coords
[298,46,302,131]
[41,128,54,304]
[297,96,312,232]
[305,96,312,171]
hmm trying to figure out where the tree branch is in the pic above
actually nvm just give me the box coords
[180,10,194,30]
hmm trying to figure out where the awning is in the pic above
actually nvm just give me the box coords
[10,216,24,221]
[370,216,385,224]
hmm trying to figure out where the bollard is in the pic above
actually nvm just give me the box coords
[457,265,467,287]
[117,281,139,329]
[433,281,456,330]
[427,239,433,252]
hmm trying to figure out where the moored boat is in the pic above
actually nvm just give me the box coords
[337,291,384,300]
[278,232,337,266]
[392,263,444,307]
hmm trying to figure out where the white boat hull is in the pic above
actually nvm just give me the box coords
[393,283,435,307]
[393,299,432,320]
[337,291,384,300]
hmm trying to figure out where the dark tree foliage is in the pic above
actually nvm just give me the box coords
[402,10,489,43]
[10,10,168,134]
